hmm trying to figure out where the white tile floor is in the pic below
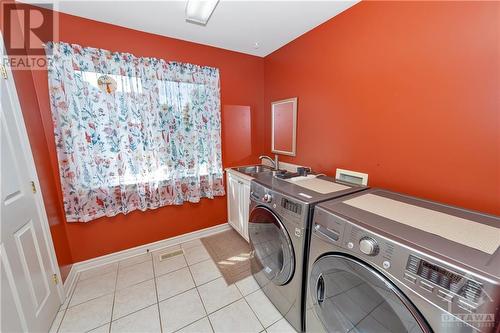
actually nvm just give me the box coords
[50,240,297,333]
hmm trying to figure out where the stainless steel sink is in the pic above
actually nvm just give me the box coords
[233,164,274,175]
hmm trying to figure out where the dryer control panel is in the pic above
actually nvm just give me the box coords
[406,255,482,303]
[347,223,491,315]
[311,207,499,333]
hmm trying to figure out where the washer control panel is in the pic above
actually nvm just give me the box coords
[250,181,307,228]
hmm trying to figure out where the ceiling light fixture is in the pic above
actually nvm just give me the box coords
[185,0,219,26]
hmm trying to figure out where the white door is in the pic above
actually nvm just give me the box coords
[226,173,241,234]
[239,181,250,241]
[1,38,62,332]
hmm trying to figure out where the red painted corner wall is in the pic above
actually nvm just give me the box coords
[9,6,265,262]
[264,1,500,215]
[7,0,499,268]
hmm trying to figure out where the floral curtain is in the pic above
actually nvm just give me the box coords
[45,42,225,222]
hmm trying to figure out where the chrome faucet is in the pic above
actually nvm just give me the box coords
[259,155,279,170]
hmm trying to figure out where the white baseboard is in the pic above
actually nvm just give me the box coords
[63,266,78,299]
[63,223,231,297]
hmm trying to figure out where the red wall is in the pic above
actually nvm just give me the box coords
[264,1,500,216]
[7,1,499,268]
[10,6,265,262]
[223,105,253,165]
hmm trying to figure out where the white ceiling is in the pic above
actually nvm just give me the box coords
[27,0,359,57]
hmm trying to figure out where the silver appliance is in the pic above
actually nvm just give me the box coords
[248,173,366,332]
[306,189,500,333]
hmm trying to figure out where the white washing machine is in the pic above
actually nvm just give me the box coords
[306,189,500,333]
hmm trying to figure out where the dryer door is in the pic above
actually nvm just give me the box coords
[309,254,432,333]
[249,206,294,286]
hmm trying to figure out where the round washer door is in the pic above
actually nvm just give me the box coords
[309,254,432,333]
[248,206,294,286]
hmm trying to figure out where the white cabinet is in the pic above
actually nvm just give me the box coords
[226,171,251,242]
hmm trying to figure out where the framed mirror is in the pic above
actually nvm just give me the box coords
[271,97,297,156]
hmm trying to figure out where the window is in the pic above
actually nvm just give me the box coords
[46,42,224,222]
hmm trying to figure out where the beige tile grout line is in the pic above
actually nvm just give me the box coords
[55,249,151,332]
[181,241,270,332]
[103,253,161,331]
[107,261,121,333]
[110,301,155,323]
[68,255,159,332]
[54,303,67,332]
[185,277,269,327]
[240,287,284,329]
[102,255,161,330]
[151,251,164,333]
[171,317,209,333]
[168,295,254,333]
[229,271,284,331]
[237,284,267,332]
[62,263,119,332]
[186,259,216,333]
[64,266,118,311]
[54,271,80,333]
[185,241,268,331]
[65,255,172,312]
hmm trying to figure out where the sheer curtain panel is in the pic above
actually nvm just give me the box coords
[46,42,224,222]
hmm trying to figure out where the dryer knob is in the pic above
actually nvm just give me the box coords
[359,237,379,256]
[263,194,273,203]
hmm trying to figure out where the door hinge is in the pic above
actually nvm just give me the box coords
[0,64,7,79]
[30,181,37,193]
[52,274,59,285]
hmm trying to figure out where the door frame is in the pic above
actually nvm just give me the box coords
[1,33,65,303]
